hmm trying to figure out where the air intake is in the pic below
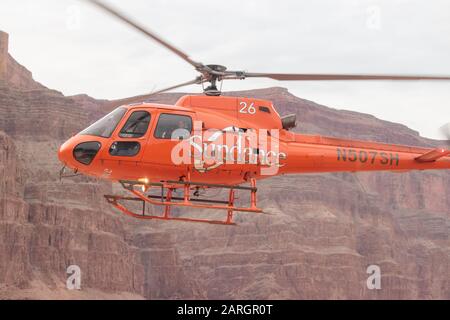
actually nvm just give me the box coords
[281,114,297,130]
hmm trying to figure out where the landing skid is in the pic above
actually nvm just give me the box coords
[104,178,262,225]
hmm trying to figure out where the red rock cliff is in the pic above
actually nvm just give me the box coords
[0,31,44,91]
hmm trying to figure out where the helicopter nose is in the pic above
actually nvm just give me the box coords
[58,139,74,166]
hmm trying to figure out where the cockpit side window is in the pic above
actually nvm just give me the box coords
[154,114,192,140]
[119,110,151,138]
[79,107,127,138]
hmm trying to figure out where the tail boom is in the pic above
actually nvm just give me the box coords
[281,134,450,174]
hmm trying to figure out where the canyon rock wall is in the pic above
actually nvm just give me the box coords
[0,32,448,299]
[0,31,44,91]
[0,32,7,82]
[0,37,145,297]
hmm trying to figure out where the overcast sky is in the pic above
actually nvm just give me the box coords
[1,0,449,139]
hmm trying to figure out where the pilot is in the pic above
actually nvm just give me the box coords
[177,120,187,129]
[170,119,190,140]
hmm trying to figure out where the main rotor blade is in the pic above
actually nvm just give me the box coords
[105,78,202,108]
[84,0,203,69]
[242,73,450,81]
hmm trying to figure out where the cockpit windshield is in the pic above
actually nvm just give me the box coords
[79,107,127,138]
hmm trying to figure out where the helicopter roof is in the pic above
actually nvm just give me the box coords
[123,94,275,112]
[124,101,193,113]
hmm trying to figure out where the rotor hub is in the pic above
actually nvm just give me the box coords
[206,64,227,73]
[201,65,228,96]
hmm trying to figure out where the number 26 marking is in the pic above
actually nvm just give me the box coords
[239,102,256,114]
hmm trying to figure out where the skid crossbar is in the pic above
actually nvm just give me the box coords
[104,178,261,225]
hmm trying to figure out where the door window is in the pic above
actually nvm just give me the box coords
[109,141,141,156]
[154,114,192,140]
[119,110,151,138]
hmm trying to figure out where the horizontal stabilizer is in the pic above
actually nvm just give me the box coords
[415,148,450,163]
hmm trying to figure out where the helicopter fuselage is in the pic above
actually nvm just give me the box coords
[58,95,450,187]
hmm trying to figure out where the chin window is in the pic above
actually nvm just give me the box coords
[73,141,102,165]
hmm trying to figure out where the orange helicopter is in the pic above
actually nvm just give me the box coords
[58,0,450,225]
